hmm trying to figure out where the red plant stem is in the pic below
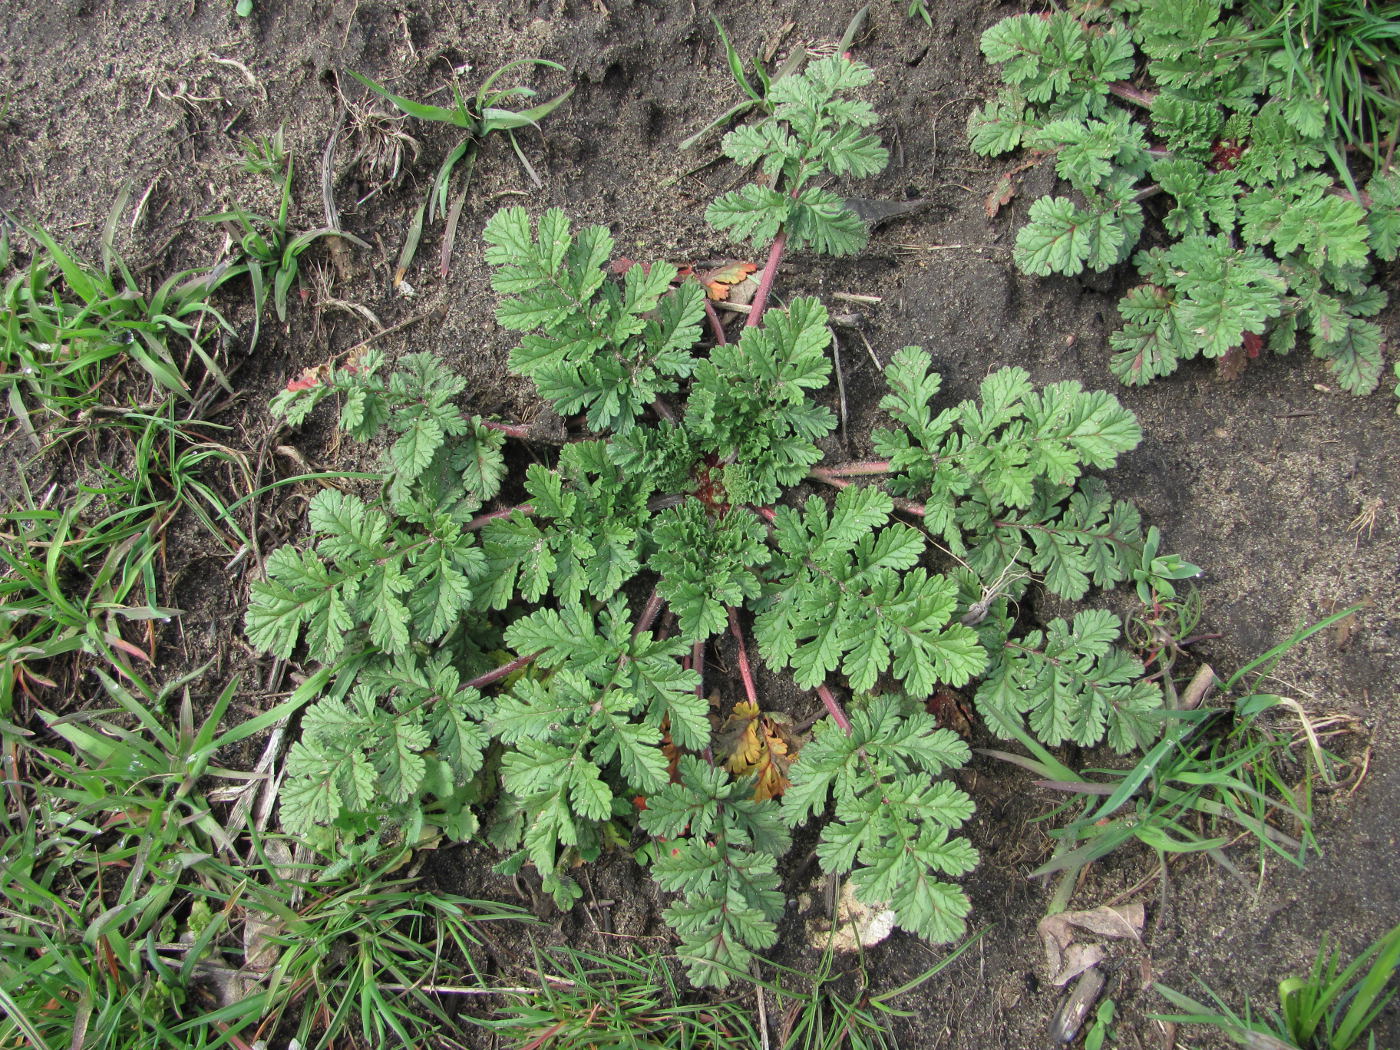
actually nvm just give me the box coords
[692,639,706,700]
[479,419,532,440]
[651,396,679,424]
[1109,81,1155,108]
[464,650,539,691]
[813,460,893,478]
[728,607,760,708]
[894,497,928,517]
[815,683,853,734]
[809,471,852,492]
[464,502,534,532]
[634,587,664,638]
[745,229,788,329]
[756,505,777,525]
[703,299,728,346]
[693,639,717,765]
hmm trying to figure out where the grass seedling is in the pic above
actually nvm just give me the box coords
[2,656,515,1050]
[216,848,534,1050]
[349,59,573,282]
[238,125,286,177]
[727,924,982,1050]
[203,147,367,352]
[2,202,237,442]
[1,666,261,1050]
[0,395,252,717]
[1238,0,1400,159]
[982,608,1359,913]
[1155,921,1400,1049]
[0,484,172,714]
[1084,998,1117,1050]
[476,944,759,1049]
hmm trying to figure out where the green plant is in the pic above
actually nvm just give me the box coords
[1,204,236,438]
[0,666,266,1049]
[203,148,367,352]
[676,12,867,151]
[238,125,286,177]
[968,4,1400,393]
[1085,997,1117,1050]
[0,394,251,716]
[0,484,173,715]
[476,944,760,1048]
[1155,921,1400,1049]
[984,608,1353,912]
[1239,0,1400,158]
[250,53,1190,988]
[769,928,982,1050]
[350,60,573,281]
[221,851,532,1050]
[0,660,526,1050]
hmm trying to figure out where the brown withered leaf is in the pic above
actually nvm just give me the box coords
[926,687,973,738]
[985,173,1017,218]
[715,700,802,801]
[1038,903,1145,986]
[984,158,1039,219]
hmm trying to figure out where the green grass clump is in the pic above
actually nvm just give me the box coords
[1156,920,1400,1049]
[1,202,235,441]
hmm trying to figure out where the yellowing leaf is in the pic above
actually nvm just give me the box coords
[715,700,801,801]
[701,260,758,301]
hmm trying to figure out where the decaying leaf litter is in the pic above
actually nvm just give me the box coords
[1,1,1397,1047]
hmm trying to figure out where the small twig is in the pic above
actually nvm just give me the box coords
[859,330,883,371]
[893,242,1005,254]
[336,304,445,360]
[1178,664,1218,711]
[755,967,771,1050]
[831,329,849,445]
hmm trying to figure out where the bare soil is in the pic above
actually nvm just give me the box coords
[2,1,1397,1048]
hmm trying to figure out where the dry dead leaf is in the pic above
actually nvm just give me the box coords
[984,157,1039,218]
[1038,903,1144,985]
[1325,596,1373,650]
[985,173,1017,218]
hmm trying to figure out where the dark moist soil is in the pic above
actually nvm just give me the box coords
[3,1,1398,1048]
